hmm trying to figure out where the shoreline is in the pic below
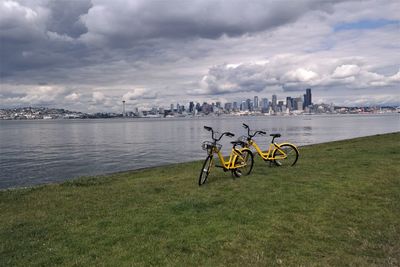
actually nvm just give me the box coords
[1,111,399,121]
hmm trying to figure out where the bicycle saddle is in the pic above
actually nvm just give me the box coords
[231,140,246,146]
[270,133,281,138]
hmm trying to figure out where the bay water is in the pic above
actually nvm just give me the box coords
[0,114,398,189]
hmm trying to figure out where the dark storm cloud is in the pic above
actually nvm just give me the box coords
[47,0,92,38]
[80,0,340,46]
[0,0,93,78]
[1,0,340,78]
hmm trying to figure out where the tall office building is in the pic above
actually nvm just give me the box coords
[246,99,252,111]
[189,101,194,113]
[170,103,174,112]
[295,97,303,110]
[241,100,247,111]
[254,96,259,110]
[286,97,293,110]
[224,102,232,111]
[195,103,201,112]
[304,88,312,107]
[272,94,277,112]
[261,98,269,113]
[233,101,238,111]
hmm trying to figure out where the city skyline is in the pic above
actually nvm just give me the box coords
[1,0,399,112]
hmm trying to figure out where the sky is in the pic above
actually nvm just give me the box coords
[0,0,399,112]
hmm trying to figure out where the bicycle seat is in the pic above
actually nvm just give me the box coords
[270,133,281,138]
[231,141,246,146]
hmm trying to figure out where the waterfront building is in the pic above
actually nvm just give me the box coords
[240,101,247,111]
[189,101,194,113]
[224,102,232,112]
[272,94,277,112]
[233,101,238,111]
[295,97,303,111]
[278,101,284,113]
[254,96,259,110]
[286,97,293,110]
[246,99,252,111]
[195,103,201,112]
[261,98,269,113]
[305,88,312,107]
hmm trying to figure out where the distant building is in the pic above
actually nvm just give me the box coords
[189,101,194,113]
[295,97,303,111]
[246,99,252,111]
[254,96,259,110]
[261,98,269,113]
[286,97,293,110]
[232,101,238,111]
[278,101,284,113]
[240,100,246,111]
[304,88,312,108]
[272,94,277,112]
[224,102,232,112]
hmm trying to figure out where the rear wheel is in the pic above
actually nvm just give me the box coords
[273,144,298,167]
[199,155,213,186]
[233,150,254,177]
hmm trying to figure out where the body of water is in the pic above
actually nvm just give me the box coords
[0,114,399,189]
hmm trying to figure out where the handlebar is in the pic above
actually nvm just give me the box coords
[242,123,267,139]
[204,126,234,141]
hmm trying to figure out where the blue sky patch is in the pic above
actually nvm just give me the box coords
[334,19,399,32]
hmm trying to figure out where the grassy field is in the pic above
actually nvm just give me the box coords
[1,133,399,266]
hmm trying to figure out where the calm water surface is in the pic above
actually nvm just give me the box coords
[0,114,399,189]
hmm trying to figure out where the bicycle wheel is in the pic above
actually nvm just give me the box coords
[199,155,213,186]
[273,144,298,167]
[233,150,254,177]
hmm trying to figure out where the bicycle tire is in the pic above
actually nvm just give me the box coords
[199,155,212,186]
[233,150,254,177]
[273,144,299,167]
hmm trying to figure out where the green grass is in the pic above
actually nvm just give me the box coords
[1,133,399,266]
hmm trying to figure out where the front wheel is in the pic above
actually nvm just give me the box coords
[273,144,299,167]
[199,155,213,186]
[233,150,254,177]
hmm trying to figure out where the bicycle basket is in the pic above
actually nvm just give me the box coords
[202,141,222,153]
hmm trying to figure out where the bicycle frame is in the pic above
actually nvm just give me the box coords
[247,140,296,161]
[241,123,299,162]
[210,146,249,170]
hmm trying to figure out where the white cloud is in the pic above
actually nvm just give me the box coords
[332,64,361,78]
[283,68,319,83]
[92,91,105,103]
[65,92,80,101]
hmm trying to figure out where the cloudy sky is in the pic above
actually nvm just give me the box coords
[1,0,399,112]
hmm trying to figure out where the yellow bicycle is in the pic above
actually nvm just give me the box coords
[240,123,299,167]
[199,126,254,186]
